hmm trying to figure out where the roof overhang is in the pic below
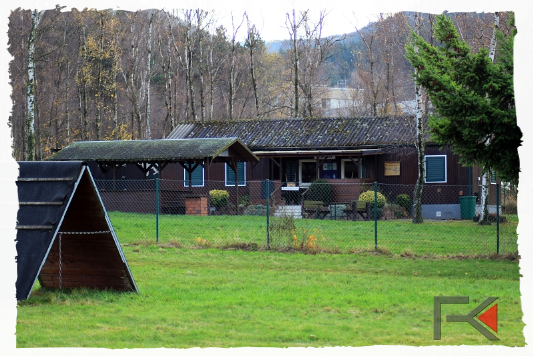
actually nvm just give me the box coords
[253,148,383,158]
[47,138,259,165]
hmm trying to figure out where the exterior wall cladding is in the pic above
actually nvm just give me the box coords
[90,145,464,183]
[89,145,496,214]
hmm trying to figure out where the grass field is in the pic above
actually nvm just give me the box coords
[16,247,524,348]
[108,211,519,256]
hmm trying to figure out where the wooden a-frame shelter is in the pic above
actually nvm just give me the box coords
[15,161,138,300]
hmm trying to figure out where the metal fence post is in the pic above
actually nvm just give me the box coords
[497,182,500,254]
[374,181,378,251]
[156,177,159,243]
[266,179,270,249]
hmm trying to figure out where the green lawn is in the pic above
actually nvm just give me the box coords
[108,211,519,256]
[17,247,524,348]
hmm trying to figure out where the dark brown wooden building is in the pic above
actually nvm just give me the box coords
[164,117,501,217]
[167,117,494,184]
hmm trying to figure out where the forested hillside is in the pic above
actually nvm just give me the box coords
[8,7,511,160]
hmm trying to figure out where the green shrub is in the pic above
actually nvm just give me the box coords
[369,207,384,220]
[239,194,250,206]
[394,210,406,219]
[244,204,267,216]
[395,194,412,212]
[359,190,386,208]
[209,190,229,207]
[306,179,333,205]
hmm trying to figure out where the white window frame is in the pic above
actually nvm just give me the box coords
[225,162,247,187]
[299,159,317,187]
[183,164,205,187]
[341,158,360,179]
[424,155,447,183]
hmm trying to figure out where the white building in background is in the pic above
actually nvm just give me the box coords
[397,99,435,116]
[397,100,418,115]
[320,87,363,116]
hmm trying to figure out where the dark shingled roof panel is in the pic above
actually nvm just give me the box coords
[167,117,418,149]
[16,161,84,300]
[47,138,259,162]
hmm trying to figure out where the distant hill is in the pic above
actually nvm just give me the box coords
[261,12,433,86]
[265,40,283,53]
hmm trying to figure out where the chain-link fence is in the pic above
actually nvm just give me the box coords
[95,179,518,256]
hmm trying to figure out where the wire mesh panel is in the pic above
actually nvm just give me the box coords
[156,179,268,249]
[94,179,518,256]
[376,183,518,255]
[95,179,157,244]
[499,183,519,254]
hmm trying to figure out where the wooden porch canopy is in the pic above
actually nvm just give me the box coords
[47,138,259,182]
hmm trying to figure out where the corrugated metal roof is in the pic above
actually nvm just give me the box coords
[167,117,418,149]
[47,138,258,162]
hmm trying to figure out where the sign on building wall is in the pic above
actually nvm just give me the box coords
[384,161,400,176]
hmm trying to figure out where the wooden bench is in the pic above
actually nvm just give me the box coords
[343,200,371,221]
[302,200,329,219]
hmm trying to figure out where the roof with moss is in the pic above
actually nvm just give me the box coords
[47,138,259,163]
[167,116,421,149]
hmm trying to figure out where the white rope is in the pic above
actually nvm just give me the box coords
[58,231,110,235]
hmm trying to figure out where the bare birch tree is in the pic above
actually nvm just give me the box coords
[145,9,155,138]
[285,9,307,118]
[478,12,500,224]
[228,13,244,120]
[25,9,45,160]
[0,2,13,161]
[411,12,425,224]
[298,10,341,117]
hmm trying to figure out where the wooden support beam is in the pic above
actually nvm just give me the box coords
[19,202,63,206]
[16,225,54,230]
[269,157,281,168]
[17,177,74,182]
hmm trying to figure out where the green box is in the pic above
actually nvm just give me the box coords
[460,196,476,219]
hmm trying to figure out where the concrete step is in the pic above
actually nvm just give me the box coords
[274,205,302,218]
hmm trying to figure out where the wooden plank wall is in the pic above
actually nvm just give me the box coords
[39,172,135,291]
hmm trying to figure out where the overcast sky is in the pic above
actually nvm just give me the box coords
[119,1,397,41]
[216,0,384,41]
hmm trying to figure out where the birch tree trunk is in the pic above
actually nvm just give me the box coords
[291,0,300,118]
[199,35,206,122]
[229,14,243,120]
[0,4,13,161]
[208,36,215,121]
[166,22,174,131]
[479,12,499,224]
[65,59,70,143]
[26,9,44,161]
[248,34,260,118]
[145,10,154,139]
[159,25,173,136]
[229,42,235,120]
[412,12,425,224]
[245,14,260,118]
[128,13,142,139]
